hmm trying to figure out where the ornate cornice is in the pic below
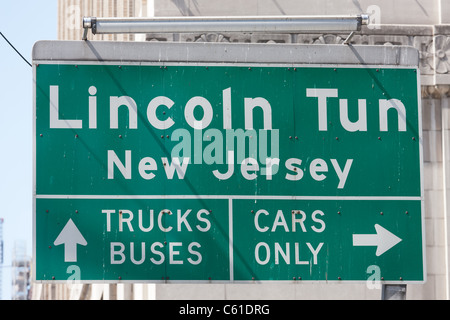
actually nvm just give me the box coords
[422,85,450,98]
[145,24,450,87]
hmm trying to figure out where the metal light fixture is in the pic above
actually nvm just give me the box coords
[82,15,369,41]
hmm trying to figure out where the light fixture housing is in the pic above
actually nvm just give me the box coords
[82,15,369,39]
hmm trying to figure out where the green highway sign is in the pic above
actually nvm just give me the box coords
[232,199,422,281]
[33,41,424,283]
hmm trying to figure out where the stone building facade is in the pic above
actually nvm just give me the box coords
[32,0,450,299]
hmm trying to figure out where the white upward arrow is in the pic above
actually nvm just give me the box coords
[53,219,87,262]
[352,224,402,256]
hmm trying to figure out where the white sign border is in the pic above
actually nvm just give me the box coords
[32,42,425,285]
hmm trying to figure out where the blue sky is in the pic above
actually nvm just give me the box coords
[0,0,56,299]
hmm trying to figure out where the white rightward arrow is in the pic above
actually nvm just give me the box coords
[352,224,402,256]
[53,219,87,262]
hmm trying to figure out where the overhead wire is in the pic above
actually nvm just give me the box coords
[0,31,32,67]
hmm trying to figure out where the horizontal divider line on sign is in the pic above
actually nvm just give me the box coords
[35,194,422,201]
